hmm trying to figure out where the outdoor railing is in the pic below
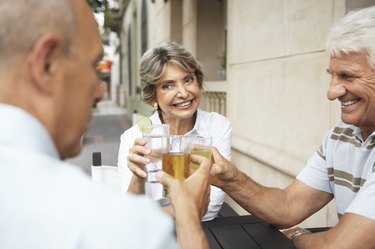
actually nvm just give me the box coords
[202,80,227,116]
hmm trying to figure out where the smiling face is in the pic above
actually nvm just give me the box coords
[327,52,375,139]
[155,63,202,123]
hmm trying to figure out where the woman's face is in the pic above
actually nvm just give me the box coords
[155,63,201,122]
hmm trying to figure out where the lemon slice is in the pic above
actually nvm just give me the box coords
[137,115,152,134]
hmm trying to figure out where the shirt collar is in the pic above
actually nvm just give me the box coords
[342,122,375,143]
[149,111,163,125]
[150,109,210,136]
[0,104,59,159]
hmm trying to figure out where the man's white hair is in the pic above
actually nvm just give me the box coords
[326,6,375,69]
[0,0,75,61]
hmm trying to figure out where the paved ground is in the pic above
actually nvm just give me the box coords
[65,100,132,175]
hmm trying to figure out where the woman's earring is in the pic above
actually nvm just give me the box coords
[153,102,158,110]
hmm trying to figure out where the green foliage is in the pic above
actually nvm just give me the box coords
[87,0,108,13]
[104,9,114,26]
[87,0,121,33]
[218,51,226,69]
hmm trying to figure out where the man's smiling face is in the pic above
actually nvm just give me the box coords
[327,52,375,138]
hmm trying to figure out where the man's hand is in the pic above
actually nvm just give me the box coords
[156,155,211,249]
[156,154,211,218]
[210,147,239,188]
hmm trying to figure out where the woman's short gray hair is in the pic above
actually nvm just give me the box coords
[140,41,204,104]
[326,6,375,69]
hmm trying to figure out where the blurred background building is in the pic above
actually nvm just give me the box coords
[99,0,375,228]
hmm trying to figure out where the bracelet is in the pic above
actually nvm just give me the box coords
[291,229,311,240]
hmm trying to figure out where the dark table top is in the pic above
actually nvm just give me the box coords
[202,215,296,249]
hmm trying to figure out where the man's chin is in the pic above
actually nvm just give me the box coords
[61,141,83,160]
[341,114,356,125]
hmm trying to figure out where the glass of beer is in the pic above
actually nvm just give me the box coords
[162,135,191,199]
[190,135,212,170]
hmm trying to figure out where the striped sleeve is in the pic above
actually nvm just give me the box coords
[345,173,375,220]
[296,150,333,194]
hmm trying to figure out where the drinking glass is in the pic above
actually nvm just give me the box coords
[142,124,170,183]
[161,135,191,199]
[190,135,212,170]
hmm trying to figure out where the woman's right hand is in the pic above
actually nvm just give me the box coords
[127,137,151,179]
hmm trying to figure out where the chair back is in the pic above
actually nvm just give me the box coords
[91,152,122,191]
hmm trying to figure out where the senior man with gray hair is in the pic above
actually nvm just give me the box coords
[210,6,375,249]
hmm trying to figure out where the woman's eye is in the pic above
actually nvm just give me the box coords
[185,77,193,84]
[161,84,174,90]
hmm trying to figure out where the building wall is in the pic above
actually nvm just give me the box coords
[149,0,172,46]
[197,0,226,81]
[182,0,197,57]
[121,0,154,115]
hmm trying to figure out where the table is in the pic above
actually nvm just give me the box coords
[202,215,296,249]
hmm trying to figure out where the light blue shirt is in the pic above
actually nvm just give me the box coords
[0,104,178,249]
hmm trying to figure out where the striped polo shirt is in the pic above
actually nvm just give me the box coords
[297,121,375,220]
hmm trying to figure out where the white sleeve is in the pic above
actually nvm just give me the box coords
[203,114,232,221]
[346,173,375,220]
[201,185,225,221]
[296,130,333,194]
[214,116,232,161]
[117,126,140,192]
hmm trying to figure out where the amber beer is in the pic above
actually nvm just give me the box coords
[161,135,191,199]
[162,152,190,198]
[162,152,190,180]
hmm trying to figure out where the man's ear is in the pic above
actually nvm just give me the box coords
[28,33,63,94]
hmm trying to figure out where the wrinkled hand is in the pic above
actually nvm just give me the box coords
[156,155,211,218]
[210,147,239,188]
[127,137,150,179]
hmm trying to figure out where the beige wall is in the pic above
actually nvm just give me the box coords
[149,0,172,46]
[182,0,197,56]
[197,0,226,80]
[226,0,337,227]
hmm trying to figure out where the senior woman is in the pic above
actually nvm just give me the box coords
[117,41,231,221]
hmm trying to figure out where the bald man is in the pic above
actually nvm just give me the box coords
[0,1,210,248]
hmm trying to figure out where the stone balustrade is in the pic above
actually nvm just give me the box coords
[202,80,227,116]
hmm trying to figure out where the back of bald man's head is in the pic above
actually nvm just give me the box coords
[0,0,76,64]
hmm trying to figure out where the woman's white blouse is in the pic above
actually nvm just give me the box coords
[118,109,232,221]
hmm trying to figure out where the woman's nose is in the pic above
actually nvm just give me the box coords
[327,77,346,101]
[176,84,189,98]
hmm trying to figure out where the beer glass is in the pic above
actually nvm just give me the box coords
[190,135,212,170]
[162,135,191,199]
